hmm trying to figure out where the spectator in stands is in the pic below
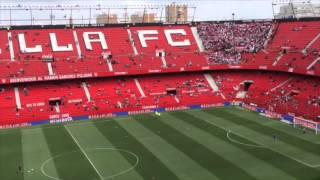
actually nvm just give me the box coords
[197,22,272,65]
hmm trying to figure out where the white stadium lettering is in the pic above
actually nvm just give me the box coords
[12,29,191,55]
[164,29,191,47]
[18,33,42,53]
[49,33,73,52]
[138,29,191,47]
[138,30,159,48]
[83,32,108,50]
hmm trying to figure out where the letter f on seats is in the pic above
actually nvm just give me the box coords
[138,30,159,48]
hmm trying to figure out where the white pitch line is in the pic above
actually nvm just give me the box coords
[41,148,140,180]
[198,116,320,168]
[65,126,104,179]
[227,130,264,148]
[0,118,117,136]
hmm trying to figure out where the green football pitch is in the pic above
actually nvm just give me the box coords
[1,107,320,180]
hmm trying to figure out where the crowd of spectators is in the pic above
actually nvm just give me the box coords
[197,22,272,64]
[210,71,320,120]
[258,77,320,120]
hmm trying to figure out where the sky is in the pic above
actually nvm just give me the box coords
[0,0,319,25]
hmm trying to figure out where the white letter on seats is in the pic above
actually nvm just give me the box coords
[138,30,159,48]
[164,29,191,47]
[83,32,108,50]
[50,33,73,52]
[18,33,42,53]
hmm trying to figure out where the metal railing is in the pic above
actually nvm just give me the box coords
[0,4,197,26]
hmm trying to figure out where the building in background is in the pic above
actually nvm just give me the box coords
[165,3,188,23]
[275,3,320,19]
[96,13,118,24]
[131,12,156,23]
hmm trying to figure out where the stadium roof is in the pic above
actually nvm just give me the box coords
[2,0,320,22]
[0,0,275,21]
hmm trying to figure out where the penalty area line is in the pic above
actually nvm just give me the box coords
[64,125,104,180]
[227,130,264,148]
[198,117,320,168]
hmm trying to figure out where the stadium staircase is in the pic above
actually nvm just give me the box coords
[190,27,205,52]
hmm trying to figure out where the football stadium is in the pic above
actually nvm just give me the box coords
[0,0,320,179]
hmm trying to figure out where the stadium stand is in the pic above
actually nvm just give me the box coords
[0,20,319,127]
[0,25,207,82]
[197,21,273,65]
[0,70,319,126]
[197,20,320,75]
[212,71,320,121]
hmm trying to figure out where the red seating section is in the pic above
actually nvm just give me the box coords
[1,22,320,81]
[0,73,224,125]
[242,21,320,73]
[0,71,319,126]
[11,29,78,60]
[0,32,11,60]
[0,25,205,82]
[0,22,319,127]
[212,71,320,121]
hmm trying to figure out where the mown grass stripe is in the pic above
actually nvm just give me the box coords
[0,129,24,180]
[201,108,320,164]
[94,119,180,180]
[42,125,100,180]
[66,121,144,180]
[205,108,320,156]
[176,110,320,180]
[117,117,220,180]
[65,125,104,180]
[134,114,257,180]
[21,128,59,180]
[230,107,320,144]
[165,112,296,180]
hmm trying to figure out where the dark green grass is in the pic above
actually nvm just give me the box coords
[171,111,320,180]
[94,119,180,180]
[42,126,100,180]
[0,129,24,180]
[204,108,320,155]
[134,114,256,180]
[0,107,320,180]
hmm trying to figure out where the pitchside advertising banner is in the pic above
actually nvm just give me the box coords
[260,110,282,119]
[241,103,282,119]
[0,103,225,129]
[241,103,320,133]
[0,102,318,132]
[281,115,294,124]
[242,103,257,111]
